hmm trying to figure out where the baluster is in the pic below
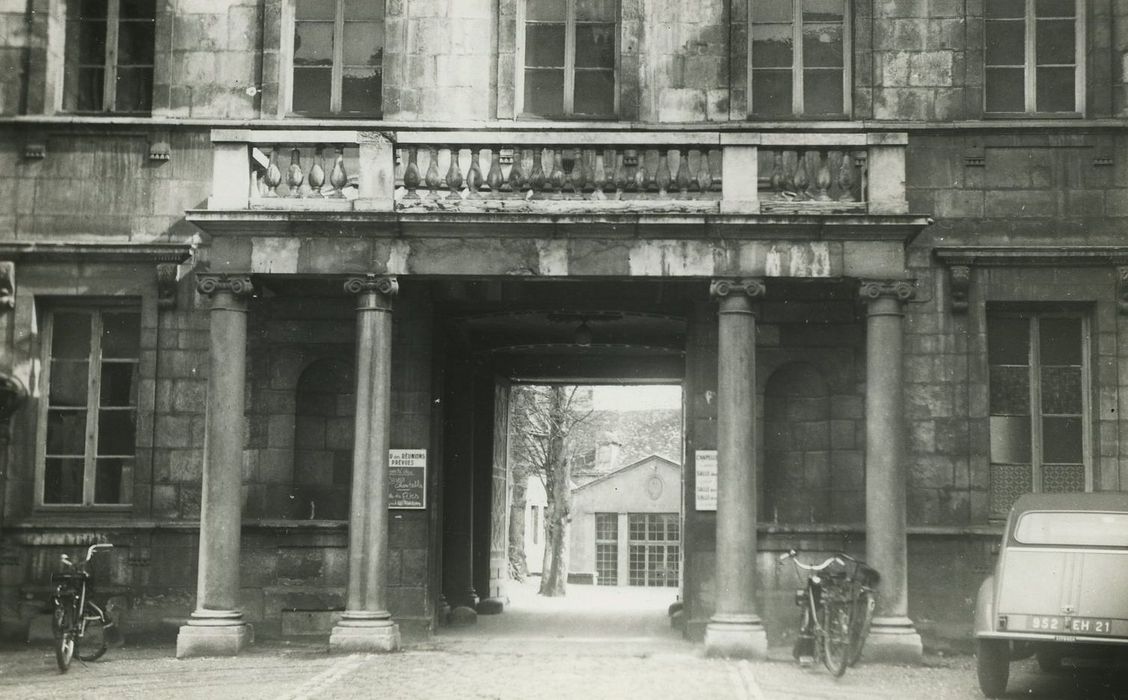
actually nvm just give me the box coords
[485,148,504,195]
[675,148,691,196]
[793,150,810,200]
[769,150,785,193]
[402,146,421,199]
[263,147,282,197]
[286,147,304,197]
[697,149,713,193]
[308,147,326,197]
[550,148,566,193]
[655,150,671,197]
[614,149,630,197]
[529,148,546,194]
[632,150,649,192]
[466,148,483,198]
[508,147,526,194]
[814,149,832,201]
[836,150,855,202]
[591,149,608,200]
[424,146,442,199]
[570,149,587,194]
[327,147,347,198]
[855,151,868,203]
[445,146,463,197]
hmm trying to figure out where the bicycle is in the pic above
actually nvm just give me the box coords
[51,543,121,672]
[778,549,881,677]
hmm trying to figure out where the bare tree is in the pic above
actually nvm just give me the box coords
[509,384,591,597]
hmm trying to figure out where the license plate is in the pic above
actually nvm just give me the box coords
[1028,616,1113,635]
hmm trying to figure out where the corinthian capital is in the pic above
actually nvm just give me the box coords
[709,278,766,300]
[343,275,399,297]
[859,279,914,302]
[196,274,253,298]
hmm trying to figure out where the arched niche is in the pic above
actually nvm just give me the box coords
[763,361,832,524]
[291,356,356,520]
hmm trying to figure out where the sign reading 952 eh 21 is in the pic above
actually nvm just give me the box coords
[388,449,427,509]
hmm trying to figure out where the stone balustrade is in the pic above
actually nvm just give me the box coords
[207,129,908,216]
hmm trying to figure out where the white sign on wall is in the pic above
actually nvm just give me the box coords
[388,449,427,509]
[695,450,718,511]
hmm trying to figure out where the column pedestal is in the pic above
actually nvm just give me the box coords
[177,611,253,658]
[329,612,400,652]
[864,616,924,663]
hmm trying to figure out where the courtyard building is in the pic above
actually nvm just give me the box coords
[0,0,1125,662]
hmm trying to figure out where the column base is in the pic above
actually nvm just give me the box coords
[862,616,923,664]
[704,614,768,659]
[176,611,252,659]
[329,612,400,653]
[477,597,505,615]
[448,605,478,625]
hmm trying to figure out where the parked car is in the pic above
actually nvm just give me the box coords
[974,492,1128,697]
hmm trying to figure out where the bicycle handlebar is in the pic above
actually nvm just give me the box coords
[59,543,113,570]
[778,548,854,571]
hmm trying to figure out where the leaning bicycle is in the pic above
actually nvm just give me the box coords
[779,549,880,677]
[51,543,121,672]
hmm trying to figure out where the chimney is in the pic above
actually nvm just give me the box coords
[594,432,622,472]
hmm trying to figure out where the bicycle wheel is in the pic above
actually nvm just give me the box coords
[76,611,108,662]
[846,592,875,667]
[821,600,853,677]
[53,603,77,673]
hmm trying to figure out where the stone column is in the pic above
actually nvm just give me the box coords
[704,278,768,659]
[178,274,254,658]
[330,275,400,652]
[860,280,922,663]
[442,350,479,621]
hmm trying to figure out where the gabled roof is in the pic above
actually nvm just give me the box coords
[572,454,680,492]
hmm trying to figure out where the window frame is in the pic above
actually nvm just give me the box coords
[747,0,852,119]
[282,0,385,118]
[59,0,155,115]
[35,303,141,510]
[983,0,1086,116]
[515,0,621,120]
[986,308,1092,518]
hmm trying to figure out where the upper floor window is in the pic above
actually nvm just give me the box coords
[291,0,384,116]
[63,0,154,113]
[38,306,141,507]
[520,0,617,118]
[750,0,849,118]
[985,0,1084,114]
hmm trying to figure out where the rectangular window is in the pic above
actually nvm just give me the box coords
[750,0,849,117]
[594,512,617,586]
[626,513,679,587]
[38,307,140,507]
[291,0,384,116]
[520,0,617,118]
[63,0,155,113]
[987,310,1088,517]
[984,0,1084,114]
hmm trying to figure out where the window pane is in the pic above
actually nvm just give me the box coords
[527,0,565,21]
[94,457,131,504]
[1039,318,1081,364]
[100,362,138,407]
[751,69,792,115]
[102,312,141,358]
[119,0,154,19]
[987,0,1026,18]
[293,66,332,113]
[1036,19,1075,65]
[344,0,383,20]
[44,458,85,504]
[97,409,136,455]
[50,362,90,407]
[802,23,843,68]
[576,0,616,21]
[47,410,87,454]
[52,313,93,359]
[526,24,565,67]
[341,66,381,114]
[118,21,155,65]
[115,67,152,112]
[1036,0,1075,17]
[575,24,615,69]
[803,0,843,21]
[343,20,383,65]
[752,23,793,68]
[988,317,1029,365]
[296,0,336,20]
[754,0,793,23]
[76,20,107,63]
[1042,416,1082,462]
[990,366,1030,415]
[72,0,107,20]
[803,69,843,114]
[1041,463,1085,493]
[574,70,614,115]
[295,21,334,65]
[1015,512,1128,547]
[985,20,1025,65]
[66,67,105,111]
[1036,67,1075,111]
[524,68,564,115]
[1041,366,1081,414]
[990,415,1032,463]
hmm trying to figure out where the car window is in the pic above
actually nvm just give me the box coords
[1014,511,1128,547]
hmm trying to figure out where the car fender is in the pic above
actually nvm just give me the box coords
[974,575,996,636]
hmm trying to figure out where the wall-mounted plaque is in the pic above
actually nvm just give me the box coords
[388,449,427,509]
[695,450,717,511]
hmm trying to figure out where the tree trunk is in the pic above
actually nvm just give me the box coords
[508,476,528,581]
[538,387,572,597]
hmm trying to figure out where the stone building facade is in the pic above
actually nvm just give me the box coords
[0,0,1125,660]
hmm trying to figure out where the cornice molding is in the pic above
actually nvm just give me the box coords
[0,243,191,264]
